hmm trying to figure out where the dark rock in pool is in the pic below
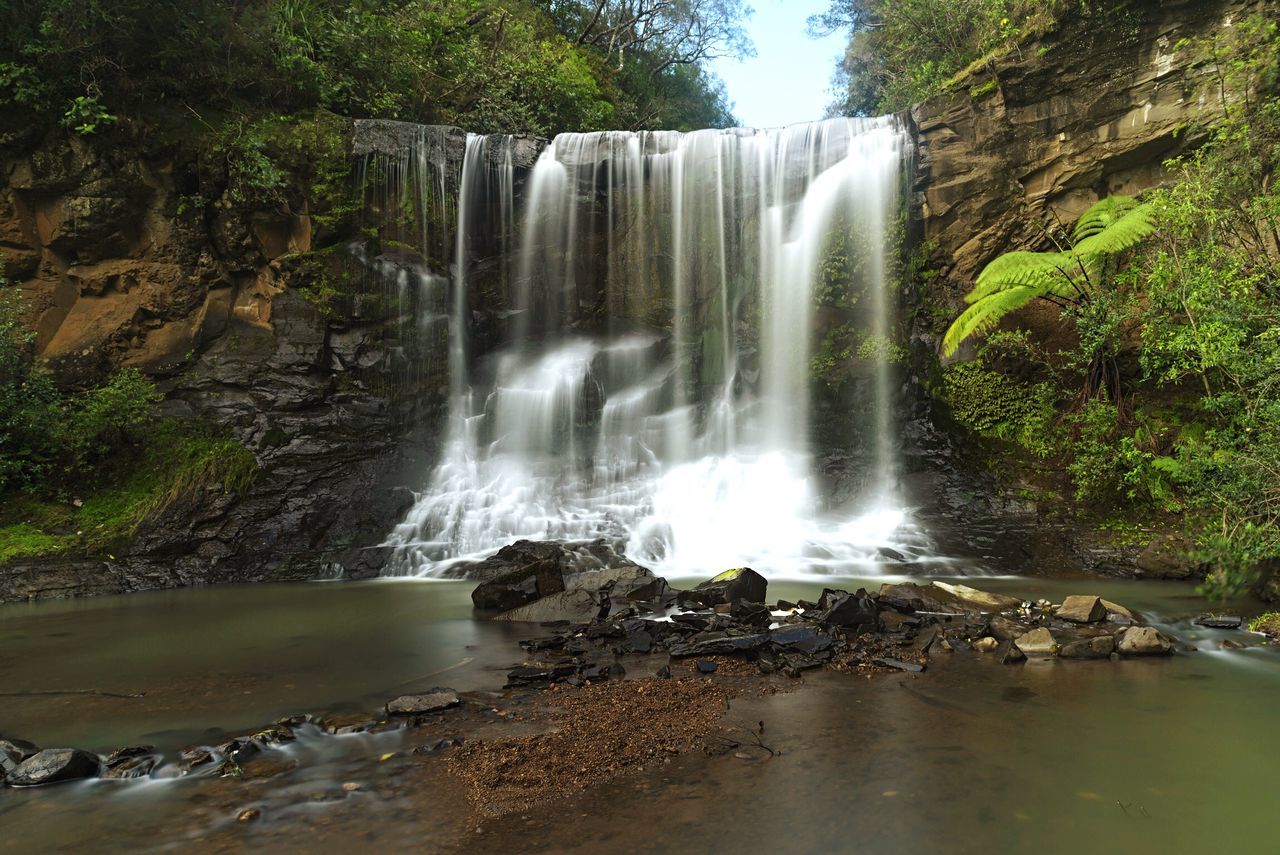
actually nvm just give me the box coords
[451,538,645,582]
[494,589,605,623]
[1,738,40,776]
[472,559,565,612]
[1059,635,1116,659]
[668,632,769,657]
[566,564,661,600]
[101,747,160,780]
[387,688,461,716]
[769,625,833,655]
[1195,615,1243,629]
[696,660,718,674]
[677,568,767,607]
[218,737,262,766]
[813,588,879,631]
[6,748,100,786]
[671,612,712,631]
[873,657,925,673]
[729,599,772,627]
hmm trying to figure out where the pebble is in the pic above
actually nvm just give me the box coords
[237,808,261,822]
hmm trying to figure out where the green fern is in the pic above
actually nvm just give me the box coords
[942,195,1155,357]
[1071,195,1141,241]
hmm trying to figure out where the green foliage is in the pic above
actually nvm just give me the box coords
[1248,612,1280,638]
[942,195,1154,358]
[0,1,742,141]
[812,0,1074,114]
[2,290,161,493]
[936,13,1280,597]
[61,92,116,135]
[940,359,1056,456]
[0,423,259,562]
[1,276,257,561]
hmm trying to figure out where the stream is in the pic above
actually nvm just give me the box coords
[1,574,1276,853]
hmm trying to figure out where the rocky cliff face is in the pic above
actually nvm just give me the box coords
[911,0,1250,339]
[0,125,434,601]
[901,0,1256,571]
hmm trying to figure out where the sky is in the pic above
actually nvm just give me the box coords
[709,0,847,129]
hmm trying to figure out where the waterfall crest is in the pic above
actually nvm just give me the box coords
[378,117,921,578]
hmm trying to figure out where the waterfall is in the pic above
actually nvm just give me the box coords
[381,117,920,578]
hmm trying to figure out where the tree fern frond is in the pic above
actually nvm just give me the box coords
[943,286,1040,356]
[1072,195,1141,242]
[1073,203,1155,256]
[967,251,1073,303]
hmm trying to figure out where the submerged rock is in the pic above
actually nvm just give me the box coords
[387,688,460,716]
[1055,596,1107,623]
[494,589,604,623]
[678,568,767,607]
[6,748,100,787]
[1117,626,1174,656]
[100,747,160,780]
[1194,614,1243,629]
[1014,628,1058,658]
[472,559,565,612]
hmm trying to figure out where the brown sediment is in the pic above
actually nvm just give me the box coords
[447,677,728,815]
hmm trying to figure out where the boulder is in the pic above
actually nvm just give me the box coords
[566,565,659,599]
[814,588,879,631]
[1,738,40,776]
[100,747,160,780]
[668,632,770,657]
[451,539,645,582]
[729,599,772,627]
[1055,596,1107,624]
[471,559,565,612]
[879,582,1019,616]
[989,616,1033,641]
[1194,614,1243,629]
[6,748,100,786]
[494,589,603,623]
[678,568,767,607]
[973,636,999,652]
[1101,599,1140,622]
[1014,628,1058,658]
[387,688,460,716]
[1135,534,1202,580]
[931,582,1022,613]
[769,625,834,655]
[1059,635,1116,659]
[1117,626,1174,656]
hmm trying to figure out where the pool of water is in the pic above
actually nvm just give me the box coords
[0,574,1275,853]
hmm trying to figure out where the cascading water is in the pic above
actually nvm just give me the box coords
[382,117,924,578]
